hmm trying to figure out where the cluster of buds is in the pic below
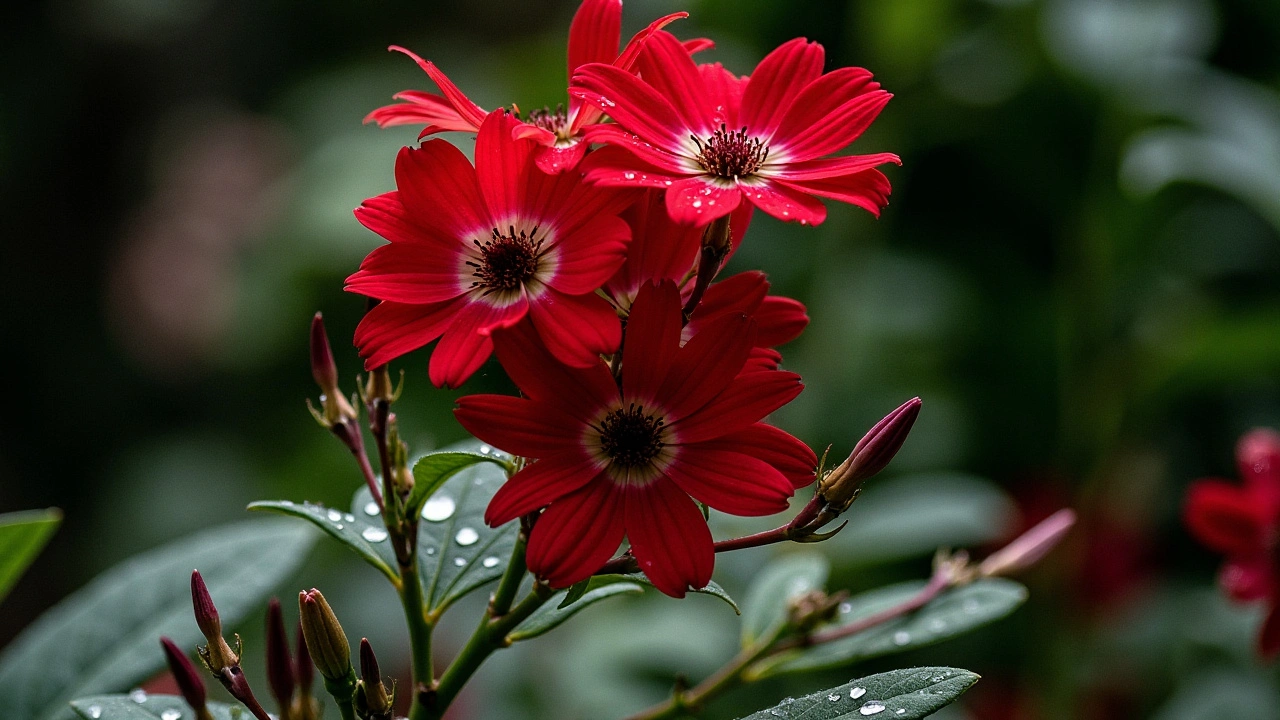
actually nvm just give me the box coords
[188,571,272,720]
[266,598,322,720]
[786,588,850,637]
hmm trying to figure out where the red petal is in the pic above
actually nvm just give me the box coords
[697,423,817,489]
[699,62,745,128]
[743,347,782,373]
[485,453,605,526]
[529,288,622,367]
[429,298,527,388]
[573,11,689,130]
[353,298,462,369]
[579,142,689,188]
[567,0,622,76]
[396,142,490,240]
[739,38,824,140]
[1219,553,1275,602]
[606,190,702,305]
[1184,480,1270,555]
[364,91,475,131]
[533,140,589,175]
[527,480,626,588]
[660,312,755,421]
[491,320,618,418]
[688,272,768,328]
[777,170,893,218]
[741,178,827,225]
[622,280,683,403]
[755,295,809,347]
[665,447,793,516]
[673,370,804,444]
[475,110,534,224]
[539,163,639,240]
[544,214,629,294]
[571,62,690,151]
[769,153,902,181]
[684,38,715,54]
[454,395,580,458]
[354,191,457,249]
[639,31,714,136]
[623,477,714,597]
[387,46,487,130]
[345,243,465,304]
[664,177,741,225]
[771,71,889,161]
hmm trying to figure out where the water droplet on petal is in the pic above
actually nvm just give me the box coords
[692,200,702,208]
[893,631,911,646]
[362,527,388,543]
[624,172,636,180]
[129,689,147,703]
[850,687,866,699]
[327,510,342,522]
[860,702,886,716]
[364,501,380,516]
[482,556,501,568]
[422,496,456,522]
[455,527,480,546]
[454,557,467,567]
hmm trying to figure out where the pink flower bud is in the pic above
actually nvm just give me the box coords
[310,313,339,395]
[819,397,921,510]
[978,508,1077,577]
[190,570,221,641]
[265,598,295,711]
[160,636,207,713]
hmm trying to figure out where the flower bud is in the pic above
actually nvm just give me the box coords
[191,570,239,673]
[819,397,921,510]
[265,598,295,712]
[292,621,322,720]
[298,589,351,682]
[978,508,1076,578]
[160,637,208,715]
[308,313,359,429]
[1237,428,1280,484]
[355,638,394,720]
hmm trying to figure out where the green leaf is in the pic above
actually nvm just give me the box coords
[753,579,1026,677]
[248,499,398,583]
[350,440,517,616]
[736,667,979,720]
[407,450,508,520]
[509,577,644,641]
[558,578,592,609]
[595,573,740,613]
[71,694,240,720]
[0,508,62,603]
[741,553,829,648]
[0,520,315,720]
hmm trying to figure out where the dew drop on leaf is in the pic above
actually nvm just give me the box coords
[850,687,866,699]
[129,689,147,703]
[327,509,342,522]
[161,711,182,720]
[455,527,480,546]
[86,706,101,719]
[454,557,467,567]
[893,631,911,645]
[422,496,456,522]
[361,527,388,543]
[364,501,380,516]
[828,694,841,702]
[482,556,500,568]
[860,702,886,716]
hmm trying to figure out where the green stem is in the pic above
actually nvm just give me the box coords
[400,553,434,720]
[625,626,785,720]
[490,530,528,617]
[424,584,554,719]
[322,671,358,720]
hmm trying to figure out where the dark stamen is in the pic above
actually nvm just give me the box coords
[599,404,665,468]
[692,124,769,179]
[470,226,543,295]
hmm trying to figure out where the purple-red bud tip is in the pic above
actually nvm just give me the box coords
[848,397,921,482]
[190,570,221,642]
[359,638,380,685]
[979,508,1077,577]
[294,620,314,693]
[265,597,295,708]
[160,636,207,711]
[310,312,339,393]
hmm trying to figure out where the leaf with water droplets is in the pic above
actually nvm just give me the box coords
[750,579,1027,677]
[508,577,645,641]
[0,508,61,604]
[734,667,979,720]
[248,499,398,583]
[741,553,830,648]
[406,450,509,521]
[0,520,314,720]
[353,440,518,616]
[71,694,241,720]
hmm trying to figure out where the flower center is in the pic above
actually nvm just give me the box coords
[467,226,543,295]
[598,404,666,469]
[693,125,769,179]
[525,105,570,140]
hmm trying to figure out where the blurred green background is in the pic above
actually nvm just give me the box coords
[4,0,1280,717]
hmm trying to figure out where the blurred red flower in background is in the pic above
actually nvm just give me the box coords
[1184,428,1280,658]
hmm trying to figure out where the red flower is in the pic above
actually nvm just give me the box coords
[455,280,816,596]
[1184,428,1280,658]
[347,109,633,388]
[603,190,809,369]
[572,31,901,226]
[364,0,689,174]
